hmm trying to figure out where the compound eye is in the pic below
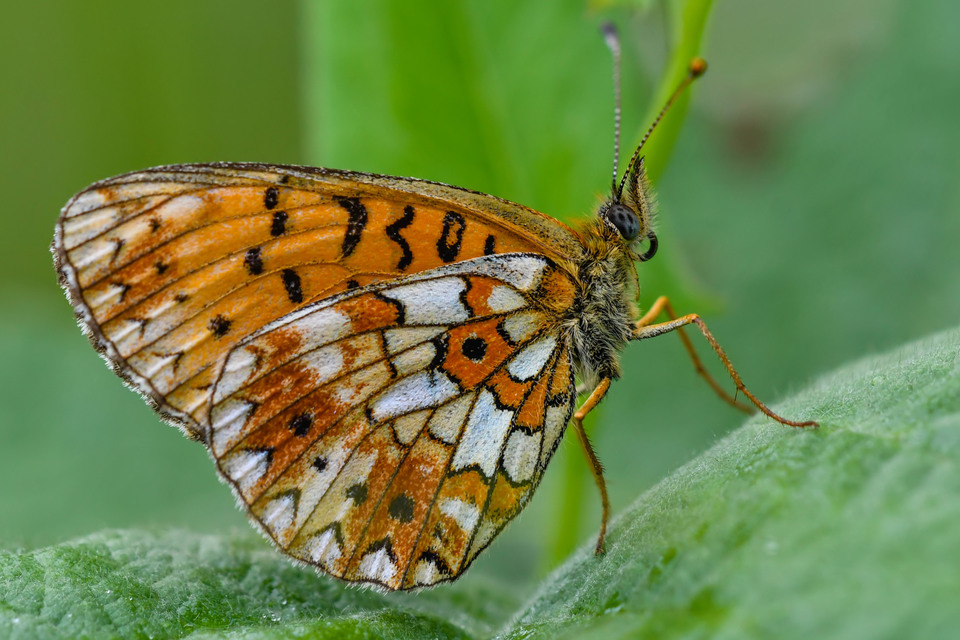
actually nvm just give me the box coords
[637,231,658,262]
[604,203,640,241]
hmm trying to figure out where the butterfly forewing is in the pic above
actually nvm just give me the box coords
[209,254,578,588]
[54,163,583,441]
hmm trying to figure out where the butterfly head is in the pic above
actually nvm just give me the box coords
[599,156,658,261]
[598,31,706,263]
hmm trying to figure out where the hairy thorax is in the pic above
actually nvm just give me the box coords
[563,219,639,389]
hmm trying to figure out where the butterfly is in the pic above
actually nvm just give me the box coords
[53,48,815,590]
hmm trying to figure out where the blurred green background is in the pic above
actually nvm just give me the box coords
[1,0,957,597]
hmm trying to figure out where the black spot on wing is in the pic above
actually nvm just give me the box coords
[337,197,368,258]
[264,186,279,210]
[388,494,415,523]
[271,211,288,236]
[208,314,231,338]
[288,412,313,437]
[312,456,327,472]
[484,234,496,255]
[385,205,415,270]
[244,247,264,275]
[437,211,466,262]
[462,336,487,362]
[346,482,369,505]
[154,260,169,275]
[281,268,304,303]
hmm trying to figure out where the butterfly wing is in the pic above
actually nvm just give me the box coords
[53,163,584,440]
[209,253,578,589]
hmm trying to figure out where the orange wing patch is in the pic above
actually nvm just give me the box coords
[54,164,577,439]
[206,254,577,589]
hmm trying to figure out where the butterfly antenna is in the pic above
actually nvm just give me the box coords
[616,57,707,201]
[602,22,623,198]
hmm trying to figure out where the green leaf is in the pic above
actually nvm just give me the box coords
[502,326,960,639]
[3,327,958,638]
[0,529,518,639]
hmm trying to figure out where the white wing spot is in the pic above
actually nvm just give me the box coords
[428,393,475,444]
[390,341,436,377]
[439,497,480,533]
[222,448,270,493]
[540,405,570,467]
[501,311,542,344]
[261,494,297,541]
[507,335,557,381]
[211,398,257,455]
[487,285,526,313]
[384,327,445,354]
[452,389,514,478]
[392,410,430,446]
[382,278,468,325]
[370,370,460,422]
[307,529,342,566]
[502,429,542,484]
[359,546,398,583]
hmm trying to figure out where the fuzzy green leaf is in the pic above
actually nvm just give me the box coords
[502,326,960,639]
[3,328,957,638]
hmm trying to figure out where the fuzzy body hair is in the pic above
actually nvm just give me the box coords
[564,218,639,389]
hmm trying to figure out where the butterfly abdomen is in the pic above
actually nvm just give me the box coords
[568,221,638,388]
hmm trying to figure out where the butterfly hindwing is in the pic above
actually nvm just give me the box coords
[209,253,578,589]
[54,163,584,440]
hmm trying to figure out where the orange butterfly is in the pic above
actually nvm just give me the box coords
[53,50,815,589]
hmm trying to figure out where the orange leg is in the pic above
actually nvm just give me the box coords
[634,296,817,428]
[572,378,612,555]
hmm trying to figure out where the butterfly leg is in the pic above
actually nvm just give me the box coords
[633,296,817,428]
[572,377,612,555]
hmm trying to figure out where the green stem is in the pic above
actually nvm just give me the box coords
[544,0,715,570]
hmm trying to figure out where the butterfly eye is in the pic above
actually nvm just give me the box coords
[637,231,658,262]
[603,203,640,241]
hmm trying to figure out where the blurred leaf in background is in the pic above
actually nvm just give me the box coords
[0,0,957,614]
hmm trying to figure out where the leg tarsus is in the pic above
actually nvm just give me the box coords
[633,297,817,428]
[572,379,612,555]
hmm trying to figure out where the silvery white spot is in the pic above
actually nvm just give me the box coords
[472,255,547,290]
[66,189,108,217]
[70,239,121,272]
[540,405,569,467]
[211,398,257,454]
[428,393,475,444]
[61,207,121,249]
[500,311,542,344]
[384,326,445,354]
[439,497,480,533]
[261,494,296,539]
[86,282,129,311]
[288,307,353,352]
[393,410,430,445]
[486,285,526,313]
[507,335,557,381]
[412,559,441,586]
[359,546,398,582]
[307,529,342,566]
[222,448,270,494]
[390,341,436,377]
[467,518,498,562]
[214,347,260,402]
[382,278,468,325]
[502,429,542,483]
[370,370,459,422]
[452,389,514,478]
